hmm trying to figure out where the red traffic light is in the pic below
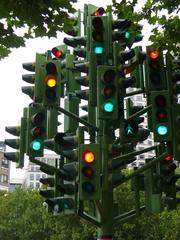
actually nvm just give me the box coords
[149,50,159,59]
[92,7,105,16]
[165,155,173,161]
[52,47,63,59]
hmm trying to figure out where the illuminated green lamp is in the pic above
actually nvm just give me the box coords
[31,140,42,151]
[94,46,104,54]
[125,31,131,40]
[156,124,168,136]
[103,101,115,113]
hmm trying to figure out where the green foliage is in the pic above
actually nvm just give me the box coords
[0,0,77,59]
[0,183,179,239]
[108,0,179,55]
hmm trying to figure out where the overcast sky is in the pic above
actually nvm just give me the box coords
[0,0,149,180]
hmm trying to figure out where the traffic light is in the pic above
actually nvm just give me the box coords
[35,159,77,214]
[51,45,69,60]
[172,103,180,161]
[22,60,35,100]
[89,10,108,65]
[26,104,46,158]
[112,18,143,48]
[144,47,167,92]
[22,53,48,103]
[43,60,61,107]
[79,143,100,200]
[160,153,179,209]
[64,9,81,37]
[151,91,172,142]
[120,98,150,144]
[97,65,118,120]
[166,53,180,103]
[4,108,27,168]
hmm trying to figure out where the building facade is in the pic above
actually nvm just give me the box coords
[0,141,10,191]
[23,154,59,189]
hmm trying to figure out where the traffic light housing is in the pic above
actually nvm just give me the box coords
[172,103,180,161]
[79,144,100,200]
[4,108,27,168]
[97,65,118,120]
[151,91,172,142]
[144,47,167,92]
[160,153,179,210]
[89,13,108,65]
[43,60,61,107]
[26,104,46,157]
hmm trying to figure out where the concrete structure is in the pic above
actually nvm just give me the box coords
[0,142,10,191]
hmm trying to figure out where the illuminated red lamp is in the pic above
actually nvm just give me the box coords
[165,155,172,161]
[92,7,105,16]
[149,50,159,59]
[52,47,63,59]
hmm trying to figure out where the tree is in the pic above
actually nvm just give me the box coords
[108,0,179,55]
[0,0,77,59]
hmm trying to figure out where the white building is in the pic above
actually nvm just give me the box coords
[23,154,59,189]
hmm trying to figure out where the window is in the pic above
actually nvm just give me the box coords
[36,165,40,171]
[1,159,9,168]
[36,174,40,181]
[30,174,34,181]
[36,182,40,188]
[0,174,8,183]
[29,182,34,188]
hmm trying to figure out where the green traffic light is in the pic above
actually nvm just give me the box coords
[103,101,115,113]
[31,140,42,151]
[125,31,131,39]
[156,124,168,136]
[94,46,103,54]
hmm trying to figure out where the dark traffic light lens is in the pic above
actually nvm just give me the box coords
[82,182,95,193]
[156,109,167,120]
[103,85,116,98]
[82,166,94,178]
[32,112,45,125]
[155,95,166,107]
[92,30,103,42]
[103,69,115,83]
[31,126,45,137]
[46,62,57,75]
[92,17,103,29]
[45,88,57,101]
